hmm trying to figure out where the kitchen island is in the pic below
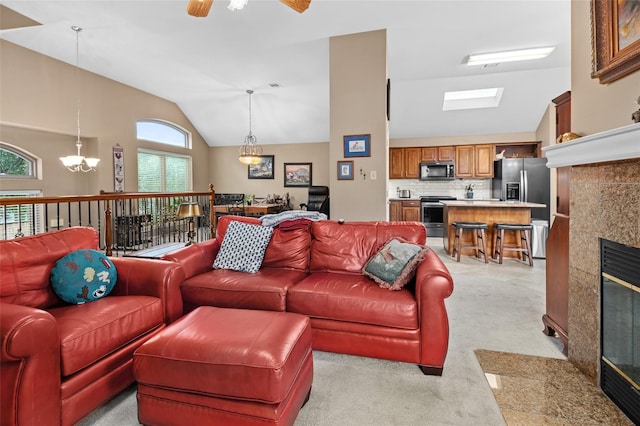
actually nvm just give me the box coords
[441,200,546,259]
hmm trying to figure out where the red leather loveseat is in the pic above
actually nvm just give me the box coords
[0,227,184,425]
[164,215,454,375]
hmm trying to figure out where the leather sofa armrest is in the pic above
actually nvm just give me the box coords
[110,257,185,324]
[414,249,454,370]
[1,304,62,425]
[162,239,220,280]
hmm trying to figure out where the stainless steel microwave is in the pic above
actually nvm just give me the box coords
[419,162,455,180]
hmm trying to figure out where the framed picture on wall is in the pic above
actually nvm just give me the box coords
[591,0,640,84]
[343,134,371,157]
[248,155,274,179]
[337,160,354,180]
[284,163,312,187]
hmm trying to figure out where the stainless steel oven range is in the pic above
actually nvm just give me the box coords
[420,196,456,237]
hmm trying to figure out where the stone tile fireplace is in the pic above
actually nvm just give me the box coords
[544,123,640,420]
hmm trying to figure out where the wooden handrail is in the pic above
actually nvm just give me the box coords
[0,185,217,256]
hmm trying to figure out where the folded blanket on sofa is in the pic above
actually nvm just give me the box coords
[260,210,327,227]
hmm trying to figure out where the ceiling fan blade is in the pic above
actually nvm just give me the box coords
[187,0,214,17]
[280,0,311,13]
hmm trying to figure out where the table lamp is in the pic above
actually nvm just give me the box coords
[177,202,202,245]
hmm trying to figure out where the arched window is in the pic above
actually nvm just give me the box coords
[0,143,38,178]
[136,119,190,148]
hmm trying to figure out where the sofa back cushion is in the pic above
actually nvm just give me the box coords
[309,221,427,274]
[216,216,311,271]
[0,227,99,308]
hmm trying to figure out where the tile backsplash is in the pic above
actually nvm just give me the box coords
[388,179,492,200]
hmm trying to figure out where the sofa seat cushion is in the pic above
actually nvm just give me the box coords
[49,295,163,376]
[181,268,308,312]
[287,272,418,329]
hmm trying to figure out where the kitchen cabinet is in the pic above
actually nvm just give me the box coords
[389,147,421,179]
[389,200,420,222]
[495,142,541,159]
[455,144,494,178]
[454,145,474,177]
[474,144,494,177]
[421,146,455,162]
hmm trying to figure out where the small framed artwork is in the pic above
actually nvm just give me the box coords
[343,134,371,157]
[337,160,354,180]
[284,163,312,187]
[112,144,125,192]
[248,155,274,179]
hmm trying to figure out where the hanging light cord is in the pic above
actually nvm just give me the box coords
[247,89,254,139]
[73,26,82,150]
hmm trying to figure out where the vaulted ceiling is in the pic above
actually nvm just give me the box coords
[1,1,571,147]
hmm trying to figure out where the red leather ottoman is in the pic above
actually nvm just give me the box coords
[133,306,313,426]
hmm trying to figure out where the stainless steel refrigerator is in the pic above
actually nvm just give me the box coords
[492,158,550,223]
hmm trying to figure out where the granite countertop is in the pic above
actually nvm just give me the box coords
[441,200,546,208]
[389,198,421,201]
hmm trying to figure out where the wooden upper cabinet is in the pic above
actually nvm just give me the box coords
[389,148,405,179]
[421,147,438,162]
[421,146,455,162]
[438,146,455,162]
[455,145,474,177]
[474,144,494,178]
[455,144,494,178]
[389,147,421,179]
[404,148,421,179]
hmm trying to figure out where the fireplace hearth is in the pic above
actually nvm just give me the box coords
[600,238,640,424]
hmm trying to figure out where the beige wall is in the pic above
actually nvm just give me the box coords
[330,30,388,221]
[0,40,211,196]
[571,1,640,133]
[209,142,329,210]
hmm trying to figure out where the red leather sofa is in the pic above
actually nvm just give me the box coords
[0,227,184,426]
[165,215,454,375]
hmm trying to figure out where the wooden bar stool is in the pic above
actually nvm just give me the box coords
[452,222,489,263]
[493,223,534,266]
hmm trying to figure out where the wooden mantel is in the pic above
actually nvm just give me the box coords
[542,123,640,168]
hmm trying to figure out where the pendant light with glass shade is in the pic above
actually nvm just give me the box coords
[60,26,100,173]
[238,89,263,165]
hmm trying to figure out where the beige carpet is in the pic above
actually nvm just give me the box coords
[475,349,633,425]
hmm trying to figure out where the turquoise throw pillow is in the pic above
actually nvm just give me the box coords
[51,249,117,304]
[363,238,429,290]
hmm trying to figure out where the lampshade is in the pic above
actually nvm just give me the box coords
[187,0,214,17]
[177,202,203,218]
[228,0,248,11]
[238,89,263,165]
[280,0,311,13]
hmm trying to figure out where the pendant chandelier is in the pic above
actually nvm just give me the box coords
[238,89,263,165]
[60,26,100,173]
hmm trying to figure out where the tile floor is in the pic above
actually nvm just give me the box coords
[475,349,634,425]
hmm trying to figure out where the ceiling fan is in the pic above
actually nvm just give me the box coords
[187,0,311,17]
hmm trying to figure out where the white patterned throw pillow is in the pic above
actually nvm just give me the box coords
[213,220,274,273]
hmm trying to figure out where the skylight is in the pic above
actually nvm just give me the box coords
[443,88,504,111]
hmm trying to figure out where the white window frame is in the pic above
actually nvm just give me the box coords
[0,142,41,179]
[136,119,191,149]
